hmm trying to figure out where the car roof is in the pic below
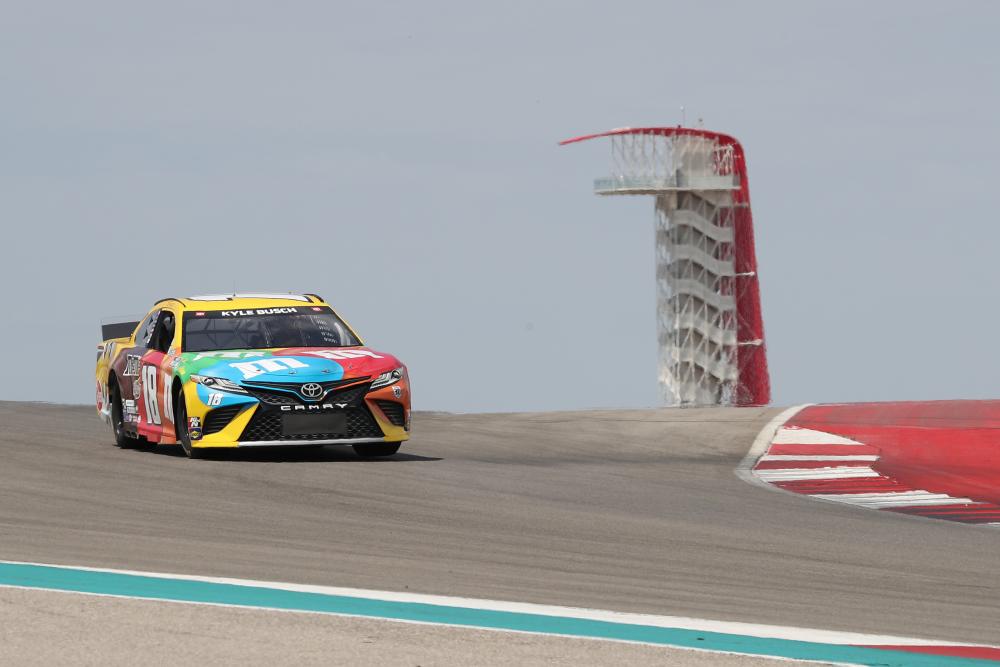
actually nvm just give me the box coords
[153,293,328,311]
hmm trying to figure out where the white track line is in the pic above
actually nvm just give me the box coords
[759,455,879,462]
[771,428,864,446]
[811,491,980,508]
[0,559,992,649]
[754,467,880,482]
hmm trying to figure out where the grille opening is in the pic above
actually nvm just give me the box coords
[239,408,383,441]
[203,404,244,435]
[374,400,406,427]
[238,380,383,442]
[243,378,370,405]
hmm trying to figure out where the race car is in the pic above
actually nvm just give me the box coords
[95,294,410,458]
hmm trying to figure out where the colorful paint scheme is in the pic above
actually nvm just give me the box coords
[95,294,410,458]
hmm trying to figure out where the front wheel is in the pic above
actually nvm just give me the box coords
[352,442,401,458]
[175,395,204,459]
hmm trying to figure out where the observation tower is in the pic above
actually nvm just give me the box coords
[561,127,770,406]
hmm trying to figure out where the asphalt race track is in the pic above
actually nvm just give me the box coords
[1,401,999,663]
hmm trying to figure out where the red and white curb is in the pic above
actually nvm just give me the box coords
[740,404,1000,527]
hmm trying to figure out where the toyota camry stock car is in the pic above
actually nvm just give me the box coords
[95,294,410,458]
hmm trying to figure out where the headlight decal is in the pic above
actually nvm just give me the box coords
[370,367,405,390]
[190,374,248,394]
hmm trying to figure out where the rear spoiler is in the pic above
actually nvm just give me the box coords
[101,320,139,341]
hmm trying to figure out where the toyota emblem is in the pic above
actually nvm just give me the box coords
[300,383,324,400]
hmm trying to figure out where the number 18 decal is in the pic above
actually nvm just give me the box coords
[142,365,161,425]
[208,392,223,406]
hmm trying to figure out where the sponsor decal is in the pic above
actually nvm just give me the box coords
[189,427,203,440]
[393,385,402,399]
[280,403,349,412]
[123,354,141,377]
[220,308,298,317]
[132,378,142,399]
[162,371,174,424]
[141,365,161,426]
[192,351,265,361]
[300,383,324,399]
[230,358,308,379]
[299,349,383,361]
[123,399,139,423]
[189,416,201,429]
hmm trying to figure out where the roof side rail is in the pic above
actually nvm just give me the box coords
[153,297,187,307]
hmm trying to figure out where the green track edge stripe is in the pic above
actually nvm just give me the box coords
[0,563,994,667]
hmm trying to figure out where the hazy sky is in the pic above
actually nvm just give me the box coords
[3,2,998,411]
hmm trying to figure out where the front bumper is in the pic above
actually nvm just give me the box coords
[182,378,410,449]
[234,437,388,447]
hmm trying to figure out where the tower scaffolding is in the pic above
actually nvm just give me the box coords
[561,127,770,406]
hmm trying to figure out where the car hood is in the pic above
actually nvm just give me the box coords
[175,347,402,384]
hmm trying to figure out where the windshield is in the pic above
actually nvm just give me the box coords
[182,306,362,353]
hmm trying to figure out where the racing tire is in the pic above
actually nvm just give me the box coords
[352,442,401,458]
[175,396,204,459]
[110,382,143,449]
